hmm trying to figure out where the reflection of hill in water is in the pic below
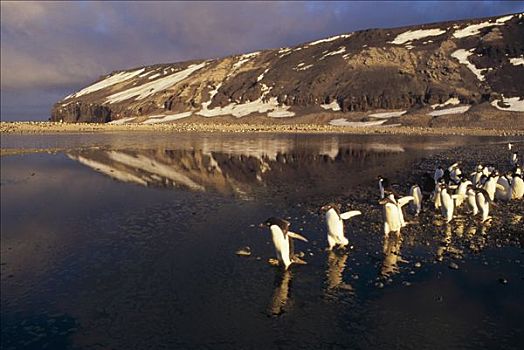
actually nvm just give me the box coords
[68,142,407,199]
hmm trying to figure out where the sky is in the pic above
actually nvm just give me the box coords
[1,1,523,121]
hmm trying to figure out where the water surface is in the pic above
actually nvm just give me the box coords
[1,133,523,350]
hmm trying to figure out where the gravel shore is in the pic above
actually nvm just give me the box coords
[2,121,523,136]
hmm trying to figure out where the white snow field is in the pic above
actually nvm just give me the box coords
[108,117,137,125]
[451,49,487,81]
[329,118,389,127]
[320,100,341,111]
[65,68,145,100]
[431,98,460,109]
[453,15,514,38]
[491,97,524,112]
[368,111,406,118]
[390,28,446,45]
[106,63,207,104]
[306,34,352,47]
[427,106,471,116]
[198,96,294,118]
[319,47,346,60]
[142,112,193,124]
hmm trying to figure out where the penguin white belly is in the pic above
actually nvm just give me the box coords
[433,188,442,209]
[496,177,511,201]
[466,191,478,215]
[326,210,345,248]
[483,178,498,201]
[384,203,401,232]
[456,181,471,207]
[270,226,291,268]
[440,191,454,223]
[476,193,490,222]
[409,186,422,215]
[512,177,524,199]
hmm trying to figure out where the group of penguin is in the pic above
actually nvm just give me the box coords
[262,144,523,270]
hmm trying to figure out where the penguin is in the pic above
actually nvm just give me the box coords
[321,203,361,250]
[475,189,492,223]
[421,172,436,197]
[379,193,413,236]
[471,165,484,186]
[511,151,519,167]
[449,162,462,184]
[466,185,478,216]
[409,183,422,216]
[455,177,472,207]
[432,182,442,210]
[483,172,503,201]
[263,217,308,269]
[511,173,524,199]
[495,173,511,202]
[434,166,444,184]
[439,184,456,223]
[377,175,391,199]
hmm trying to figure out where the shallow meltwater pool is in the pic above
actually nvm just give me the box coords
[1,133,523,349]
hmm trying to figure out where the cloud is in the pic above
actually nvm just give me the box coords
[1,1,523,120]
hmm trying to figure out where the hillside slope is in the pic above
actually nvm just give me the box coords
[51,13,524,126]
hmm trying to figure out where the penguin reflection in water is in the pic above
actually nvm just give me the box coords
[268,269,293,316]
[321,203,362,250]
[263,217,308,269]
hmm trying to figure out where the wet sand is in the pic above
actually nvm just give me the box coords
[2,121,523,136]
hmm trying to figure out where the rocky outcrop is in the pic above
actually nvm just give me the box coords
[51,13,524,123]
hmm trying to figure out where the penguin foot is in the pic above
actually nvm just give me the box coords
[291,256,307,265]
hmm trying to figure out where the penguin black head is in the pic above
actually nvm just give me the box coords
[320,203,341,214]
[263,217,290,233]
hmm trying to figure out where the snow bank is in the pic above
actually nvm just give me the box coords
[368,111,406,118]
[509,57,524,66]
[319,46,346,60]
[320,100,341,111]
[198,96,295,118]
[451,49,487,81]
[431,97,460,109]
[307,34,352,46]
[390,28,446,45]
[108,117,137,125]
[329,118,389,127]
[491,97,524,112]
[453,15,513,39]
[106,62,207,104]
[427,105,471,116]
[65,68,145,99]
[142,112,192,124]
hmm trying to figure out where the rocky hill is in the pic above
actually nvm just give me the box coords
[51,13,524,126]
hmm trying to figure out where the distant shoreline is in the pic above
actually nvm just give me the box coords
[1,121,523,136]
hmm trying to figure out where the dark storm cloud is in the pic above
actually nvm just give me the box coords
[1,1,523,120]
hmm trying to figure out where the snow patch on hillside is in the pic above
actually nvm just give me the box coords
[65,68,145,100]
[329,118,389,127]
[319,46,346,60]
[320,100,341,111]
[142,112,192,124]
[427,105,471,116]
[198,96,294,118]
[453,15,513,38]
[257,68,270,82]
[231,52,260,71]
[390,28,446,45]
[307,34,352,46]
[509,57,524,66]
[106,62,207,104]
[108,117,137,125]
[451,49,487,81]
[491,96,524,112]
[431,98,460,109]
[368,111,406,118]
